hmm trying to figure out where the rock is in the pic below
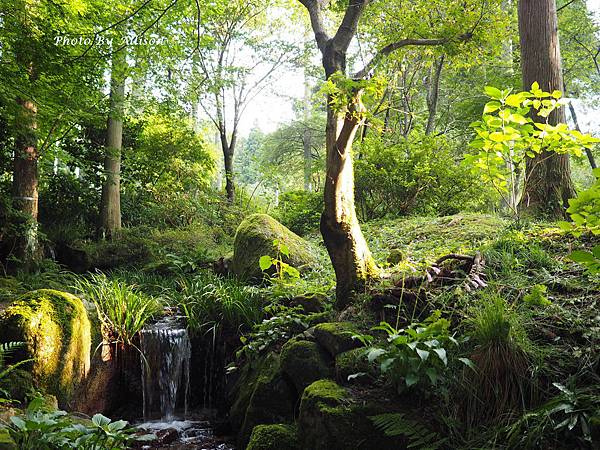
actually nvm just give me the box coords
[286,293,328,314]
[298,380,401,450]
[0,289,91,408]
[247,424,300,450]
[280,339,332,393]
[231,214,316,280]
[335,348,374,384]
[387,248,404,265]
[231,353,297,448]
[312,322,362,357]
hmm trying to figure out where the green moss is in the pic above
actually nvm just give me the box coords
[312,322,361,357]
[231,214,316,280]
[247,424,300,450]
[300,379,348,413]
[0,289,91,407]
[335,348,373,383]
[280,339,331,393]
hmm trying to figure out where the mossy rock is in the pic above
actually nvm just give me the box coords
[231,214,316,280]
[298,380,401,450]
[312,322,361,357]
[233,353,297,448]
[247,424,300,450]
[387,248,404,265]
[286,293,328,314]
[280,339,332,393]
[335,348,374,384]
[0,289,91,408]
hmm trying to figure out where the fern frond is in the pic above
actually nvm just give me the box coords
[370,413,447,450]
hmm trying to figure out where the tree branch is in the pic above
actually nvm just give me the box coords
[332,0,370,52]
[299,0,331,52]
[353,33,472,79]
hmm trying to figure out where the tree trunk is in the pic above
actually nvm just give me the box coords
[518,0,576,218]
[11,97,41,268]
[425,55,444,135]
[320,48,378,308]
[220,131,235,202]
[568,101,597,170]
[99,49,126,239]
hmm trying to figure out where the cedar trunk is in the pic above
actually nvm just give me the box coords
[11,98,41,267]
[99,50,126,238]
[222,136,235,201]
[518,0,576,218]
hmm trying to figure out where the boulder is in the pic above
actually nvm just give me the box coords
[286,293,328,314]
[312,322,362,357]
[0,289,91,408]
[280,339,332,393]
[298,380,401,450]
[231,214,315,280]
[231,353,297,448]
[247,424,300,450]
[335,348,374,384]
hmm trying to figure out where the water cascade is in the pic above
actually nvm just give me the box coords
[140,311,191,421]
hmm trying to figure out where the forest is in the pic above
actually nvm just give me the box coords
[0,0,599,448]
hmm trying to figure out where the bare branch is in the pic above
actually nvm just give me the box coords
[299,0,331,52]
[332,0,370,52]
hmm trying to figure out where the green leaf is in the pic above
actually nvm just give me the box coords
[416,348,430,361]
[367,348,386,362]
[568,251,595,263]
[483,101,501,114]
[405,372,419,387]
[91,414,111,428]
[458,357,477,371]
[279,243,290,257]
[433,348,447,365]
[259,255,273,271]
[484,86,503,99]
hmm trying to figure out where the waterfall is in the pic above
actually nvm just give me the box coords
[140,313,191,421]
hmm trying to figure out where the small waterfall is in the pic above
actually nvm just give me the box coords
[140,311,191,421]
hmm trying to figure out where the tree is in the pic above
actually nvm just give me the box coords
[298,0,492,307]
[99,43,126,239]
[518,0,576,217]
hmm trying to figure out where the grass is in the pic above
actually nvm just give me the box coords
[71,273,163,346]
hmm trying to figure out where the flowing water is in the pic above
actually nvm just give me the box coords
[140,311,191,421]
[137,311,235,449]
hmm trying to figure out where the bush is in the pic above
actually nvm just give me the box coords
[276,190,323,235]
[354,132,493,220]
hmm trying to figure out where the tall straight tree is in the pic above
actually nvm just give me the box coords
[298,0,495,307]
[518,0,576,217]
[99,44,127,239]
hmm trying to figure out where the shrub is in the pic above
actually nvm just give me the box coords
[354,132,492,220]
[276,190,323,235]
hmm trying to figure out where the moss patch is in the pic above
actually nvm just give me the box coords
[231,214,316,280]
[335,348,374,384]
[280,339,332,393]
[313,322,361,357]
[0,289,91,407]
[247,424,300,450]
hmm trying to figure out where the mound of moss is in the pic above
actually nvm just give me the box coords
[313,322,361,357]
[247,424,300,450]
[280,339,332,393]
[0,289,91,407]
[231,214,316,280]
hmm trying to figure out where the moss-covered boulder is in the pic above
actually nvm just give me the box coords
[298,380,401,450]
[286,293,328,314]
[280,339,332,393]
[335,348,374,384]
[231,214,315,280]
[247,424,300,450]
[0,290,91,407]
[312,322,361,357]
[231,353,297,448]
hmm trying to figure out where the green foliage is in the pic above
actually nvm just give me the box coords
[320,72,386,116]
[0,341,33,400]
[276,190,323,236]
[355,133,490,220]
[522,284,551,307]
[6,395,153,450]
[71,273,162,346]
[259,239,301,283]
[466,84,600,215]
[370,413,446,449]
[173,272,264,336]
[235,304,310,361]
[365,311,469,392]
[503,383,600,448]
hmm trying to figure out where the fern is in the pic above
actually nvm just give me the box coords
[0,342,25,367]
[370,413,447,450]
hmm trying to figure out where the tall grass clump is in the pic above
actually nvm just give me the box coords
[173,271,264,337]
[461,293,537,427]
[71,273,163,346]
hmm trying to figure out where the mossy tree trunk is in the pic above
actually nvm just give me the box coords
[518,0,576,218]
[99,45,126,239]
